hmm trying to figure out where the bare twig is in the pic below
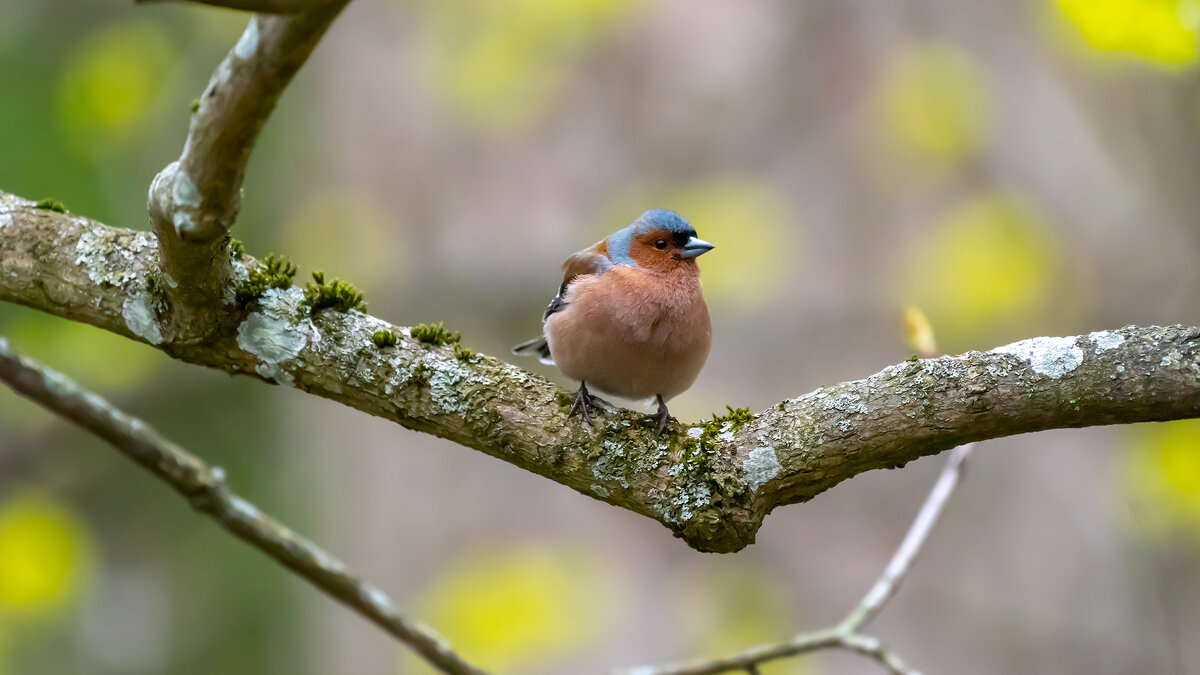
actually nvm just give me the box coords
[622,444,975,675]
[839,443,975,633]
[135,0,315,13]
[0,337,488,675]
[147,2,350,310]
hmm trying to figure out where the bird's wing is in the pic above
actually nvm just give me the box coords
[542,238,612,319]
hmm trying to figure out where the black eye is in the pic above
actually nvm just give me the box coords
[655,239,667,250]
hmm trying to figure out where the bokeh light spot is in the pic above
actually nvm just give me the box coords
[1054,0,1198,68]
[0,492,93,616]
[408,0,643,132]
[404,546,618,673]
[1122,419,1200,535]
[877,42,991,168]
[676,560,799,674]
[902,192,1061,344]
[58,20,176,147]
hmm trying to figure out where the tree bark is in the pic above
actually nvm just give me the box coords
[3,190,1198,552]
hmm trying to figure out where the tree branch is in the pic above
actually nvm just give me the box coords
[0,336,487,675]
[622,444,973,675]
[147,1,349,313]
[838,443,973,632]
[3,191,1199,553]
[136,0,317,13]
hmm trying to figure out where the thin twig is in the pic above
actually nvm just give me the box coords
[150,4,350,242]
[136,0,314,13]
[146,2,351,309]
[622,443,974,675]
[0,337,488,675]
[840,443,975,633]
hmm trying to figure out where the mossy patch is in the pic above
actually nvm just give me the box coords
[588,426,666,489]
[189,98,200,113]
[35,198,67,213]
[687,405,753,452]
[664,405,756,521]
[411,322,461,347]
[235,254,296,304]
[555,391,574,409]
[301,271,366,314]
[372,329,399,348]
[453,343,476,362]
[411,362,430,385]
[226,236,245,258]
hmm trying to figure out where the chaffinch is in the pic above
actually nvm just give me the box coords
[513,209,714,432]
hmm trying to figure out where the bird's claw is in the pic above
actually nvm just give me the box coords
[569,382,601,428]
[655,394,672,436]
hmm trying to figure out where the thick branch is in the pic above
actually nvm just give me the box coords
[0,337,486,675]
[147,2,348,311]
[136,0,316,13]
[4,192,1200,553]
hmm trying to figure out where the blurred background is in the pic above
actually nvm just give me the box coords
[2,0,1200,672]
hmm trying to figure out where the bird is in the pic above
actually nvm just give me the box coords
[512,209,714,433]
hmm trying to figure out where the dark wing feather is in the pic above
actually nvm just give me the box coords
[542,239,611,319]
[512,238,612,364]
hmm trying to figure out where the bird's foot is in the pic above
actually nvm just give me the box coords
[569,382,601,428]
[654,394,673,436]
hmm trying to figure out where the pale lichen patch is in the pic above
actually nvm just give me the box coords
[236,287,317,386]
[743,446,781,491]
[171,169,200,208]
[993,336,1083,379]
[1089,330,1124,353]
[225,259,250,304]
[358,584,393,617]
[0,212,11,229]
[1160,350,1183,369]
[172,212,195,237]
[986,362,1010,378]
[308,544,349,576]
[73,228,155,288]
[238,313,304,385]
[122,288,164,345]
[228,495,261,521]
[823,392,868,414]
[234,16,260,60]
[920,356,968,380]
[661,477,712,523]
[427,359,472,414]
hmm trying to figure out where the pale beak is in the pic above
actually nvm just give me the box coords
[680,237,715,259]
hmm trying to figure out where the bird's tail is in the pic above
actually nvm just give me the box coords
[511,336,554,365]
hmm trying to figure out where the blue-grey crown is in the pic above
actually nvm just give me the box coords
[635,209,696,237]
[609,209,696,266]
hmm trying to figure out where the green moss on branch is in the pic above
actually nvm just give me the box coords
[235,254,297,304]
[411,322,461,347]
[302,271,366,313]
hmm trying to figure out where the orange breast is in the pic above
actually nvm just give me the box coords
[544,266,711,401]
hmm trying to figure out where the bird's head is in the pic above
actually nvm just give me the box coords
[609,209,714,272]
